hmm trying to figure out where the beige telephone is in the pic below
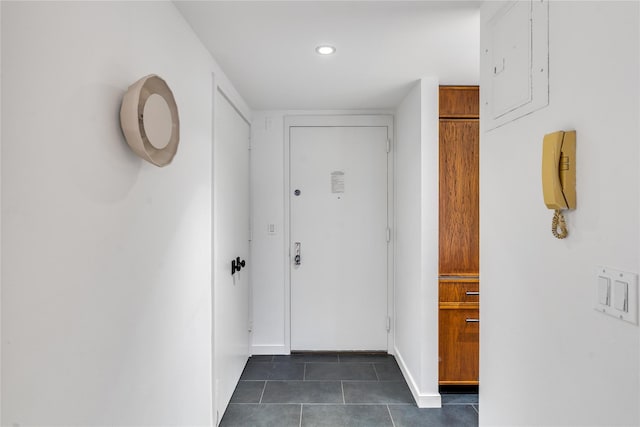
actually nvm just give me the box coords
[542,130,576,239]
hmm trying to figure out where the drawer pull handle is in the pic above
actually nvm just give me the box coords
[465,291,480,296]
[465,318,480,323]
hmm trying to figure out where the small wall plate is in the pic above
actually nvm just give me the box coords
[120,74,180,167]
[594,266,638,325]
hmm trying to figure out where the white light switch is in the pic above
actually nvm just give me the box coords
[595,266,638,325]
[598,276,611,305]
[613,280,628,312]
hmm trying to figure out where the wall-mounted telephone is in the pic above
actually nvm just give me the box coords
[542,130,576,239]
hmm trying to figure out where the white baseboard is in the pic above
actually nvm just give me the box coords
[394,346,442,408]
[250,344,289,355]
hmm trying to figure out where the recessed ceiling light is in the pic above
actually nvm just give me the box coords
[316,45,336,55]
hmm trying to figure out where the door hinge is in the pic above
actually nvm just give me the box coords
[386,227,391,243]
[386,138,391,153]
[386,316,391,332]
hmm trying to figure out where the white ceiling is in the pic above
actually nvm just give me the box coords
[175,1,480,111]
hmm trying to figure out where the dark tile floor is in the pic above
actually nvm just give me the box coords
[220,353,478,427]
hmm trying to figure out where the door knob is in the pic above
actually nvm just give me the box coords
[231,256,246,275]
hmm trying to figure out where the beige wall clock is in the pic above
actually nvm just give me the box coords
[120,74,180,167]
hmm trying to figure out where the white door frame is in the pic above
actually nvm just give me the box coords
[283,115,395,354]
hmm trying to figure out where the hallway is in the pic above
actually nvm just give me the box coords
[221,354,478,426]
[2,2,639,426]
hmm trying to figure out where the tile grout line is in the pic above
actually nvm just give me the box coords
[372,363,380,381]
[252,379,405,383]
[387,404,397,427]
[341,381,346,404]
[259,380,268,404]
[299,404,303,427]
[303,363,307,381]
[472,403,479,415]
[443,402,479,406]
[229,402,414,406]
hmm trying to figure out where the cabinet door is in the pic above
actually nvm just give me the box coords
[439,119,479,276]
[439,308,479,385]
[439,86,480,118]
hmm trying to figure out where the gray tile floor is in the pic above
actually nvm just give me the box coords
[220,354,478,427]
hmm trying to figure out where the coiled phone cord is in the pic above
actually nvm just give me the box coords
[552,209,568,239]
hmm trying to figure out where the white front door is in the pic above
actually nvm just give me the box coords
[290,124,390,351]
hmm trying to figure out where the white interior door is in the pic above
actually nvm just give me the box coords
[290,125,389,351]
[213,90,250,423]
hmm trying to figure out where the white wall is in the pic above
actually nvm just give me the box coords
[394,82,423,398]
[419,79,440,404]
[250,112,288,354]
[393,78,440,408]
[1,2,248,425]
[480,1,639,426]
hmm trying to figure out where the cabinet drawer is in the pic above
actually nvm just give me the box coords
[439,308,479,384]
[439,280,479,303]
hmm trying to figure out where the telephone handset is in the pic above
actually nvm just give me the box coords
[542,130,576,239]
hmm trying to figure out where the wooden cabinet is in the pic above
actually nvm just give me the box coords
[439,279,479,385]
[438,86,479,386]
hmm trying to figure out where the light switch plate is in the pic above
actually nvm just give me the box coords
[595,266,638,325]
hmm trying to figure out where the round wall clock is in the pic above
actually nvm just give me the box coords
[120,74,180,167]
